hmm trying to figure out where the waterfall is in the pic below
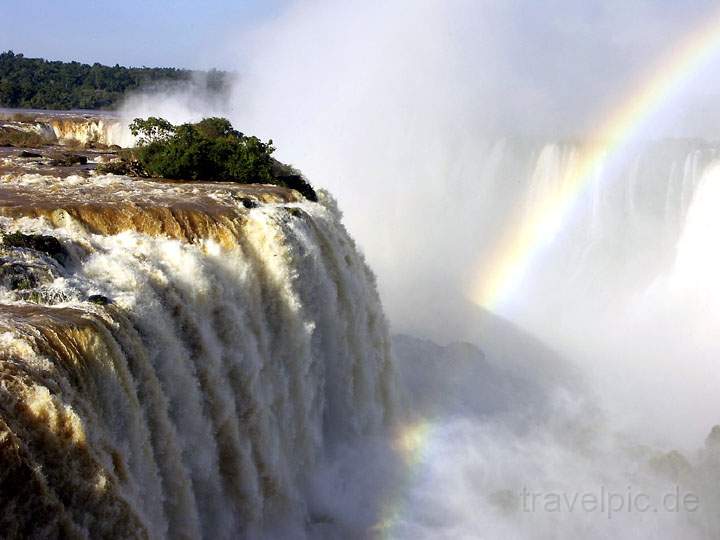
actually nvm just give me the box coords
[470,138,720,329]
[0,113,129,147]
[671,162,720,304]
[2,135,720,538]
[48,117,128,147]
[365,137,720,540]
[0,174,396,538]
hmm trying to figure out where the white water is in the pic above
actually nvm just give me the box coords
[6,1,720,535]
[0,175,395,538]
[86,99,720,535]
[0,115,128,147]
[383,142,720,539]
[49,117,127,147]
[2,138,720,538]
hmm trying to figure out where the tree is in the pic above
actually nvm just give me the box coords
[129,117,176,145]
[118,116,317,200]
[0,51,230,110]
[130,116,275,183]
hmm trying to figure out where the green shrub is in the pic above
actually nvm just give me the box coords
[127,117,317,201]
[113,116,318,200]
[129,117,277,183]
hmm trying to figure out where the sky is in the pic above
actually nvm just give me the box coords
[2,0,717,74]
[4,0,720,138]
[0,0,287,69]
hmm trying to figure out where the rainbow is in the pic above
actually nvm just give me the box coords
[371,420,433,537]
[377,10,720,537]
[471,9,720,312]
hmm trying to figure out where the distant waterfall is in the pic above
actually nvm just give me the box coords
[0,114,128,147]
[468,139,720,326]
[0,175,396,538]
[671,161,720,305]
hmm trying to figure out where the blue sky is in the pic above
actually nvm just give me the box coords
[2,0,718,76]
[0,0,286,69]
[3,0,720,138]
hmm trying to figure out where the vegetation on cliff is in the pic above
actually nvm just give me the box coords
[101,117,317,201]
[128,117,275,182]
[0,51,228,110]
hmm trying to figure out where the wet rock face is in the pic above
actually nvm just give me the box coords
[0,124,54,148]
[707,425,720,449]
[274,174,318,202]
[2,232,69,265]
[47,153,88,167]
[0,231,77,305]
[95,160,134,175]
[0,261,39,290]
[87,294,112,306]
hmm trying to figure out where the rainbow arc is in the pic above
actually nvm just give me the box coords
[472,10,720,311]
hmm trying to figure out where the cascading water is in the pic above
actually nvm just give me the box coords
[0,173,396,538]
[671,161,720,300]
[458,139,720,330]
[0,113,129,147]
[48,117,127,147]
[373,138,720,539]
[3,131,720,539]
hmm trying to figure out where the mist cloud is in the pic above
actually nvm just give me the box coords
[119,3,720,536]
